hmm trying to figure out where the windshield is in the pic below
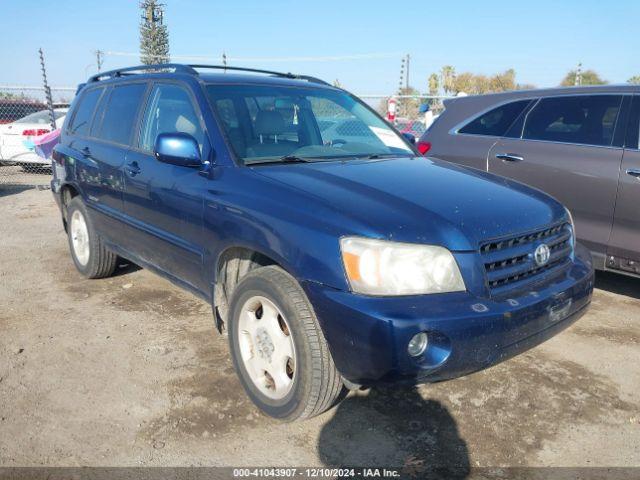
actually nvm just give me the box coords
[206,84,414,165]
[14,109,66,124]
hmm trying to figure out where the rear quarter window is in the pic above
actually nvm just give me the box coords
[68,88,104,137]
[459,99,531,137]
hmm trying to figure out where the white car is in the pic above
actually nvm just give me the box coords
[0,108,67,167]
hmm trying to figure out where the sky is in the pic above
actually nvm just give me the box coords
[1,0,638,94]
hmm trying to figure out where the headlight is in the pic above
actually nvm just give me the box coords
[340,237,466,296]
[565,207,576,248]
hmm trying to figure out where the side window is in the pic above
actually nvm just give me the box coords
[459,100,531,137]
[140,84,204,152]
[97,83,147,145]
[68,88,103,136]
[523,95,623,147]
[625,96,640,149]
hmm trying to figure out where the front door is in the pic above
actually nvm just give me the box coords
[488,94,625,264]
[607,95,640,271]
[123,82,208,291]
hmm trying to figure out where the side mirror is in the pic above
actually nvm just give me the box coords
[154,132,201,167]
[402,132,416,144]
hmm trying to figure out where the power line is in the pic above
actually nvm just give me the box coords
[103,51,402,63]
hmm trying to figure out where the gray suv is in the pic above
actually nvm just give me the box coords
[420,85,640,278]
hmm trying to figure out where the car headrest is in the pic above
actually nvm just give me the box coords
[563,107,585,125]
[175,114,197,136]
[254,110,285,136]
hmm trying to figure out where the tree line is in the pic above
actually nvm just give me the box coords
[425,65,640,98]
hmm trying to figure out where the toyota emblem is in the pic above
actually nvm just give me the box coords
[534,243,551,267]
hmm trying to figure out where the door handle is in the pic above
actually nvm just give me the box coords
[495,153,524,162]
[627,168,640,179]
[81,146,91,158]
[126,161,141,176]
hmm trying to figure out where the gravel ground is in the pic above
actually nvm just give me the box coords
[0,187,638,471]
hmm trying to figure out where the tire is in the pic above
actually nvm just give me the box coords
[66,197,118,279]
[227,265,344,421]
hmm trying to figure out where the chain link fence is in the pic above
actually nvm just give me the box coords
[359,95,449,139]
[0,86,74,188]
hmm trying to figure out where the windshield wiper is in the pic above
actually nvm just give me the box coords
[247,155,311,166]
[360,153,413,159]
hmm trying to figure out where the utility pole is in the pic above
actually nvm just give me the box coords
[398,56,405,94]
[405,54,410,90]
[94,50,104,72]
[222,51,227,70]
[396,56,406,120]
[575,62,582,86]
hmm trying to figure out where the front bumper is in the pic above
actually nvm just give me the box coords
[304,243,594,385]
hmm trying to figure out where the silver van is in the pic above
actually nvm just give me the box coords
[419,85,640,278]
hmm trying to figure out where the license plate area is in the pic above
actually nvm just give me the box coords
[549,298,572,323]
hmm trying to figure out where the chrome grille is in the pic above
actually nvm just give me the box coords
[480,223,573,295]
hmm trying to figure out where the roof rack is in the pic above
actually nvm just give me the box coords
[88,64,196,83]
[87,63,331,86]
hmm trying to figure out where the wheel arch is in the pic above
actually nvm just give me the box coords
[212,245,297,333]
[60,183,81,231]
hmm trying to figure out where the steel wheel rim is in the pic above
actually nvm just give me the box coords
[70,210,90,266]
[237,295,296,400]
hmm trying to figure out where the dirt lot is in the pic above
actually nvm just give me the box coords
[1,187,639,471]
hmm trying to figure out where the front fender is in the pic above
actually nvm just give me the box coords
[202,167,352,291]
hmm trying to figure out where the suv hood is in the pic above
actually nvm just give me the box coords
[253,156,567,251]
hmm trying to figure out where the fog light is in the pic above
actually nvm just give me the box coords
[408,332,428,357]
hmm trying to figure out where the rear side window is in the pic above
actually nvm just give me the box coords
[459,100,531,136]
[523,95,623,147]
[68,88,103,136]
[96,83,147,145]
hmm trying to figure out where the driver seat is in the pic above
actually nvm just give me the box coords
[246,110,296,157]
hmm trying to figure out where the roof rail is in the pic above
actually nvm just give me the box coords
[187,64,332,86]
[86,63,332,87]
[87,63,197,83]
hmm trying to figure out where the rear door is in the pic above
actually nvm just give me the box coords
[79,82,148,240]
[606,95,640,272]
[122,82,208,291]
[487,94,625,262]
[66,86,106,205]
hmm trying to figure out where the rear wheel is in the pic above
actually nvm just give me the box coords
[66,197,117,279]
[228,266,344,421]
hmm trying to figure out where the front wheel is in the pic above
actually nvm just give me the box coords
[228,266,344,421]
[66,197,118,279]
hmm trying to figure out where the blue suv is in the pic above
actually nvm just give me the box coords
[52,64,594,421]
